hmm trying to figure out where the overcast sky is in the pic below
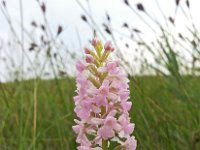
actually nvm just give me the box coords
[0,0,200,81]
[1,0,199,47]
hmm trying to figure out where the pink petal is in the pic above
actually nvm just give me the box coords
[124,136,137,150]
[120,91,130,101]
[122,101,132,111]
[97,67,107,73]
[98,126,115,139]
[76,61,85,72]
[72,124,83,134]
[104,116,117,126]
[91,118,104,125]
[95,95,107,107]
[124,123,134,135]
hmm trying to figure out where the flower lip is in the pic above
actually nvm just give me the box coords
[104,116,117,126]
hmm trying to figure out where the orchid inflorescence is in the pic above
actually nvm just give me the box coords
[73,38,137,150]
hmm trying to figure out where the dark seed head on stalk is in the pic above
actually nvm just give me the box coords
[81,15,87,22]
[178,33,184,40]
[105,27,111,35]
[186,0,190,8]
[53,53,57,59]
[122,22,129,28]
[31,21,37,27]
[169,17,175,25]
[41,24,45,31]
[40,35,44,42]
[41,2,46,14]
[175,0,181,6]
[137,42,144,45]
[57,25,63,35]
[106,12,110,22]
[125,43,129,48]
[103,23,111,35]
[191,40,197,48]
[124,0,129,6]
[29,43,38,51]
[59,70,67,77]
[46,47,51,57]
[93,29,97,37]
[133,28,142,33]
[136,3,145,12]
[2,0,6,7]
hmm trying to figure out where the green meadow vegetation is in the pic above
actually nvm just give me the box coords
[1,76,200,149]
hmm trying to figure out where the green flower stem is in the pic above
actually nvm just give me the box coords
[101,106,108,150]
[102,139,108,150]
[94,41,108,150]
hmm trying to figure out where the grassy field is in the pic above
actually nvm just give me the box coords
[0,76,200,150]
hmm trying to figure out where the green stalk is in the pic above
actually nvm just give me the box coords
[102,140,108,150]
[93,39,109,149]
[101,106,108,149]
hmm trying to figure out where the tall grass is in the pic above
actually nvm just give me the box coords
[1,76,200,149]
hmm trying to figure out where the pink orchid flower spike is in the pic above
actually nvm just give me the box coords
[73,38,137,150]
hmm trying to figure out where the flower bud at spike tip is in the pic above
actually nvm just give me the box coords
[73,37,137,150]
[91,37,100,47]
[84,47,90,54]
[104,41,114,52]
[86,55,94,63]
